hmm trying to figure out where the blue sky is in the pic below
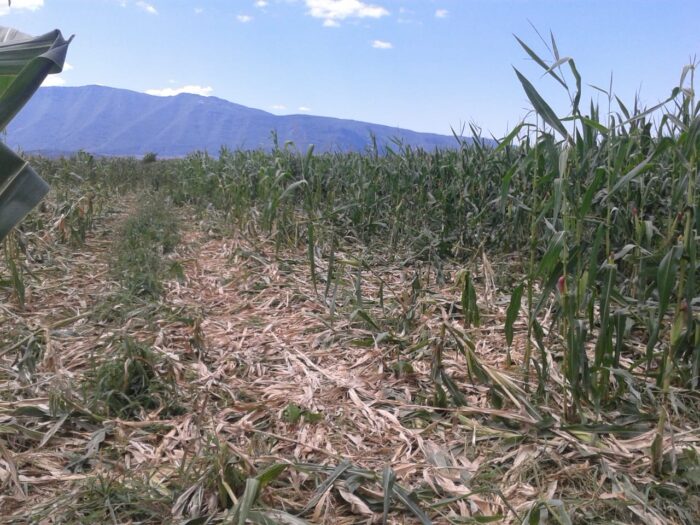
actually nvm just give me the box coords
[2,0,698,136]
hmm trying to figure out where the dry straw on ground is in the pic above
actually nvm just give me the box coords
[1,199,698,524]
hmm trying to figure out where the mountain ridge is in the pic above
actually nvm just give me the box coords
[6,85,470,156]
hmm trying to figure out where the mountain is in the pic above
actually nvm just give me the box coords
[6,85,468,157]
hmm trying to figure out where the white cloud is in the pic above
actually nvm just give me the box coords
[135,1,157,15]
[237,14,253,23]
[254,0,268,7]
[298,106,311,112]
[0,0,43,16]
[194,7,203,14]
[396,6,419,25]
[271,104,287,110]
[435,9,448,18]
[42,75,66,87]
[371,39,392,49]
[62,62,74,72]
[146,85,213,97]
[305,0,388,26]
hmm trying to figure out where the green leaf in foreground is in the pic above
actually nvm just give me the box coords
[382,465,396,524]
[0,26,73,241]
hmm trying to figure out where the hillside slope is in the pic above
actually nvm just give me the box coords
[6,85,467,156]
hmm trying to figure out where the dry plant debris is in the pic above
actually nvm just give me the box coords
[1,196,698,524]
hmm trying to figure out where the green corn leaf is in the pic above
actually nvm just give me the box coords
[0,144,48,241]
[513,35,567,89]
[670,311,685,351]
[545,499,573,525]
[440,368,468,406]
[0,28,73,128]
[616,90,679,129]
[382,465,396,524]
[460,272,480,327]
[550,30,560,61]
[558,146,570,178]
[302,144,314,178]
[391,483,432,525]
[646,246,683,362]
[351,308,380,331]
[543,56,571,76]
[657,246,683,323]
[561,115,609,135]
[588,83,610,96]
[513,67,570,140]
[587,224,605,285]
[499,164,518,213]
[256,463,287,487]
[595,263,617,367]
[578,168,606,219]
[324,231,336,299]
[495,122,526,153]
[534,261,564,317]
[552,177,564,224]
[616,95,631,120]
[227,478,261,525]
[445,324,488,383]
[0,27,72,241]
[605,154,653,201]
[298,461,351,516]
[505,284,524,347]
[569,58,582,115]
[307,221,317,294]
[538,231,566,277]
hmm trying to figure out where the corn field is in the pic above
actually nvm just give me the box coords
[1,42,699,524]
[161,55,699,413]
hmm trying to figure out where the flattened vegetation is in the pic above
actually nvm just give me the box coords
[1,187,698,524]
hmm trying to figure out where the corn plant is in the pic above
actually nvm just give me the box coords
[508,32,698,422]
